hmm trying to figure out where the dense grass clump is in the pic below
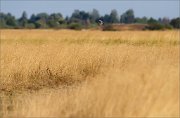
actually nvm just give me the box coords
[0,30,179,117]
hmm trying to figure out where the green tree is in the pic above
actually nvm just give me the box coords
[48,13,63,28]
[70,10,90,27]
[19,11,28,28]
[0,13,7,28]
[170,17,180,29]
[147,17,158,24]
[134,16,148,24]
[70,10,81,22]
[90,9,100,23]
[120,9,135,24]
[109,9,119,23]
[0,13,17,28]
[101,14,111,23]
[161,17,170,25]
[34,13,49,28]
[29,14,37,23]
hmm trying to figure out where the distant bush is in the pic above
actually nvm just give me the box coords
[145,23,172,30]
[164,24,173,29]
[102,24,116,31]
[68,23,82,30]
[145,23,164,30]
[26,23,36,29]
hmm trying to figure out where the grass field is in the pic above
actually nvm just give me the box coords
[0,30,179,117]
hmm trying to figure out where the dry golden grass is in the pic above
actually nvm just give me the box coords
[0,30,179,117]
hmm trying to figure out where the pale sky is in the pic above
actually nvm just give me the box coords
[1,0,179,19]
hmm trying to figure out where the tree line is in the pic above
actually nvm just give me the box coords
[0,9,180,30]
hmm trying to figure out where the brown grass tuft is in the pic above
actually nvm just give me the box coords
[0,30,179,117]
